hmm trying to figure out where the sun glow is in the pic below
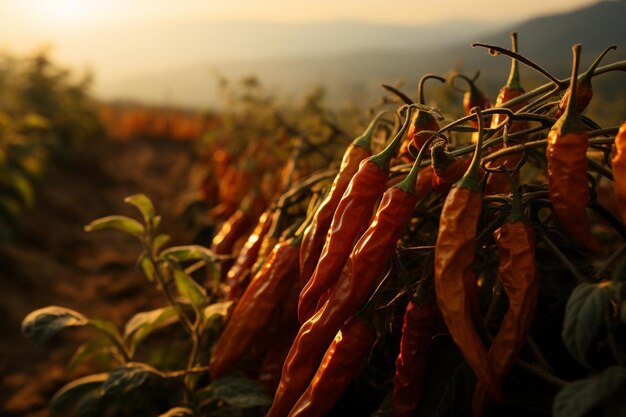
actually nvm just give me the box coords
[24,0,111,27]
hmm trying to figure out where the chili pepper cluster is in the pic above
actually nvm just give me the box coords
[203,34,626,417]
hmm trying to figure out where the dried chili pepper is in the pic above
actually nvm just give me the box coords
[258,325,299,395]
[287,316,375,417]
[546,44,600,252]
[472,170,539,417]
[613,121,626,224]
[553,45,617,119]
[297,106,414,323]
[452,73,491,128]
[225,209,273,300]
[485,32,529,195]
[299,111,390,289]
[392,280,438,417]
[403,75,445,159]
[210,235,300,381]
[434,107,503,403]
[267,130,431,417]
[430,139,471,194]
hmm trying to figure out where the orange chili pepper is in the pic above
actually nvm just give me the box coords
[434,108,503,404]
[546,44,600,252]
[613,122,626,223]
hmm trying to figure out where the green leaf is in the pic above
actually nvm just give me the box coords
[159,407,195,417]
[160,245,217,263]
[203,301,233,321]
[9,173,35,208]
[123,306,179,352]
[212,377,272,409]
[124,194,155,225]
[22,306,88,346]
[153,233,171,254]
[85,215,145,239]
[172,266,208,309]
[562,282,614,368]
[553,366,626,417]
[101,362,164,397]
[68,338,115,372]
[50,373,108,415]
[87,319,122,342]
[138,253,156,282]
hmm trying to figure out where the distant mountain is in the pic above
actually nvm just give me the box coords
[98,1,625,109]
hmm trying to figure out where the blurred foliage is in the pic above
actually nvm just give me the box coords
[0,51,102,240]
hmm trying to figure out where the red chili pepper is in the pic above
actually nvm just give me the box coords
[613,121,626,224]
[430,140,471,194]
[452,73,491,129]
[485,32,529,195]
[553,45,616,119]
[472,171,539,417]
[258,326,299,395]
[209,237,300,381]
[299,111,390,289]
[392,281,438,417]
[434,108,503,404]
[287,317,375,417]
[546,44,600,252]
[268,133,430,417]
[225,209,273,300]
[297,107,414,323]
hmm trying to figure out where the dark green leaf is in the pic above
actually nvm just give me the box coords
[159,407,195,417]
[553,366,626,417]
[172,266,208,309]
[101,362,164,397]
[85,215,145,239]
[50,373,108,415]
[22,306,88,345]
[123,306,179,352]
[562,282,614,368]
[124,194,155,225]
[68,338,115,372]
[212,376,272,409]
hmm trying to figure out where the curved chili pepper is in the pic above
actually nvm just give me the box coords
[434,108,503,404]
[392,281,438,417]
[553,45,617,119]
[613,121,626,224]
[546,44,600,252]
[431,140,471,194]
[472,172,539,417]
[485,33,529,195]
[258,325,299,395]
[209,236,300,381]
[225,209,273,300]
[453,73,491,129]
[299,111,390,289]
[211,208,253,280]
[297,107,414,323]
[267,132,430,417]
[287,317,375,417]
[402,75,446,160]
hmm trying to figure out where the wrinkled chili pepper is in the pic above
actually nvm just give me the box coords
[553,45,617,119]
[299,111,390,289]
[434,107,503,404]
[431,139,471,194]
[267,130,431,417]
[485,32,529,195]
[258,325,299,395]
[452,73,491,129]
[546,44,600,252]
[226,209,273,300]
[297,106,414,323]
[403,75,446,160]
[613,121,626,224]
[392,280,438,417]
[210,235,300,381]
[287,316,375,417]
[472,171,539,417]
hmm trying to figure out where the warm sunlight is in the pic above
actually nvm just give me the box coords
[22,0,111,27]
